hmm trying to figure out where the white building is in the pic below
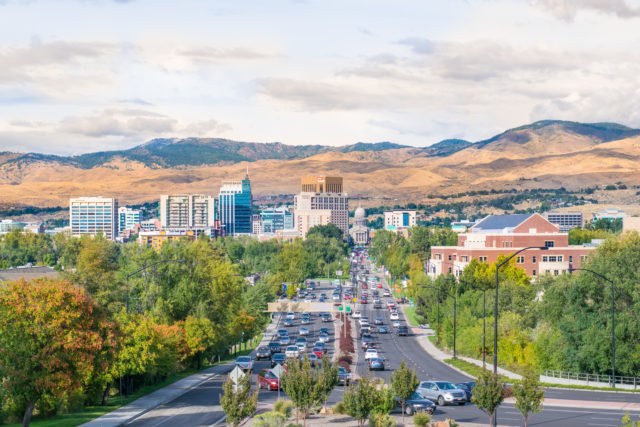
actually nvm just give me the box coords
[118,207,141,232]
[294,193,349,239]
[70,197,119,240]
[0,219,25,234]
[384,210,416,231]
[160,194,217,229]
[349,206,370,245]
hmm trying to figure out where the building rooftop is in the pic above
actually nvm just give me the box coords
[471,214,533,233]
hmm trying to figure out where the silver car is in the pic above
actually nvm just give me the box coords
[416,381,467,406]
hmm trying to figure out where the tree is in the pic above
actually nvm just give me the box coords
[370,386,396,427]
[280,357,323,425]
[342,377,379,427]
[513,369,544,427]
[390,361,419,422]
[307,223,344,241]
[183,316,216,369]
[0,278,118,427]
[472,370,504,427]
[220,373,258,427]
[318,357,339,413]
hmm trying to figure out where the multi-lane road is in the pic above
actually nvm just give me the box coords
[124,254,640,426]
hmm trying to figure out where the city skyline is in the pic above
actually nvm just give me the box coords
[1,0,640,155]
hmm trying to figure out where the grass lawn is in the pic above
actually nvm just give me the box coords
[3,336,263,427]
[404,306,423,327]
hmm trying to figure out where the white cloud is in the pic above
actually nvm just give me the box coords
[533,0,640,20]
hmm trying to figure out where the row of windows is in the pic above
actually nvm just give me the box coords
[435,253,588,264]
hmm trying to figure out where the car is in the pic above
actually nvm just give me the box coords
[383,290,391,297]
[397,393,436,415]
[372,290,379,296]
[319,297,326,302]
[285,345,300,358]
[284,318,294,327]
[235,356,254,372]
[312,346,325,358]
[310,293,317,299]
[256,346,271,360]
[373,301,382,309]
[364,348,379,360]
[363,341,376,350]
[359,318,369,326]
[278,335,291,346]
[277,328,288,337]
[344,294,352,300]
[368,357,385,371]
[332,294,341,301]
[286,312,295,320]
[362,283,368,289]
[374,317,383,325]
[397,325,409,336]
[319,333,330,343]
[308,352,322,367]
[320,293,327,299]
[352,311,362,319]
[396,297,408,304]
[301,316,310,325]
[378,326,388,334]
[338,366,351,385]
[295,338,307,351]
[377,283,383,288]
[270,352,286,367]
[257,369,281,391]
[359,326,371,336]
[416,381,467,406]
[320,327,329,335]
[299,326,310,336]
[392,320,402,328]
[304,297,312,303]
[268,341,281,353]
[419,323,430,330]
[314,341,327,351]
[361,299,368,304]
[455,382,476,401]
[321,313,332,322]
[390,312,400,320]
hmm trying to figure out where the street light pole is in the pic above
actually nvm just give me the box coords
[126,259,186,314]
[451,277,486,368]
[421,284,456,358]
[568,267,616,388]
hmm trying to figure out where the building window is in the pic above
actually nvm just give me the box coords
[532,269,536,276]
[542,256,548,262]
[554,270,559,276]
[435,254,442,260]
[545,240,555,248]
[533,256,537,263]
[461,256,468,262]
[448,267,452,274]
[581,255,588,261]
[558,256,563,262]
[479,256,487,263]
[448,255,452,261]
[569,256,573,262]
[517,256,525,264]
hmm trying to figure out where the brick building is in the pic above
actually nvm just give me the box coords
[427,213,596,278]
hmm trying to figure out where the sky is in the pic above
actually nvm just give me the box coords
[1,0,640,155]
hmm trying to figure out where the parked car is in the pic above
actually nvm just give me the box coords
[257,369,281,391]
[285,346,300,358]
[416,381,467,406]
[368,357,385,371]
[268,341,281,353]
[255,346,271,360]
[271,352,286,367]
[397,392,436,415]
[235,356,254,372]
[338,366,351,385]
[455,382,476,401]
[397,325,409,336]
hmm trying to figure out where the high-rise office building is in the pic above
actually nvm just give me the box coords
[159,194,217,229]
[219,172,252,235]
[119,207,141,232]
[545,211,583,232]
[70,197,119,240]
[260,206,293,233]
[384,210,416,231]
[294,176,348,239]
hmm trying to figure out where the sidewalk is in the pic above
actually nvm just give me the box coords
[80,363,234,427]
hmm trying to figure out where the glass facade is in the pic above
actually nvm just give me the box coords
[70,197,118,240]
[261,207,293,233]
[219,176,252,235]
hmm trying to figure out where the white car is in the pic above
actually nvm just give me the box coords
[352,311,362,319]
[304,297,312,303]
[286,312,295,320]
[360,320,370,327]
[383,290,391,297]
[392,320,402,328]
[285,345,300,358]
[364,348,379,360]
[390,312,400,320]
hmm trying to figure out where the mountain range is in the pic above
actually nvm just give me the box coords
[1,120,639,208]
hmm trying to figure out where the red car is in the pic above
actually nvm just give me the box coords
[376,283,383,288]
[344,294,351,300]
[257,369,280,391]
[362,283,368,289]
[312,347,325,358]
[361,299,368,304]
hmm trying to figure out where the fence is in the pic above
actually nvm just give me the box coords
[542,370,640,389]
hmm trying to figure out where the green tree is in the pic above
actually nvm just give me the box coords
[472,370,504,427]
[370,386,396,427]
[307,223,344,241]
[390,361,419,421]
[280,357,323,425]
[220,373,258,427]
[621,413,640,427]
[342,377,379,427]
[183,316,217,369]
[513,369,544,427]
[0,278,119,427]
[318,357,339,413]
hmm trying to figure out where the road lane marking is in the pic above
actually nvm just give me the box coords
[207,414,227,426]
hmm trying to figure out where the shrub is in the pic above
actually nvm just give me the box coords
[338,355,353,368]
[254,411,286,427]
[274,399,294,418]
[502,386,514,399]
[286,424,303,427]
[369,413,396,427]
[333,402,345,414]
[413,412,431,427]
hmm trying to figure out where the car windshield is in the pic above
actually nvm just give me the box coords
[338,367,347,374]
[237,356,250,362]
[436,382,456,390]
[411,392,423,399]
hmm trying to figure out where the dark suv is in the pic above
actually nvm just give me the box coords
[397,325,409,336]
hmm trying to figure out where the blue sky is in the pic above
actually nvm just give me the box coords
[1,0,639,154]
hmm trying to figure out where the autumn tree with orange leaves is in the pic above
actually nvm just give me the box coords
[0,278,119,427]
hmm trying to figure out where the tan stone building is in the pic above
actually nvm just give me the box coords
[294,176,349,239]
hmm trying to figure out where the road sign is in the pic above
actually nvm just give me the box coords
[336,270,343,277]
[272,364,285,379]
[229,366,245,384]
[337,320,344,327]
[346,306,352,313]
